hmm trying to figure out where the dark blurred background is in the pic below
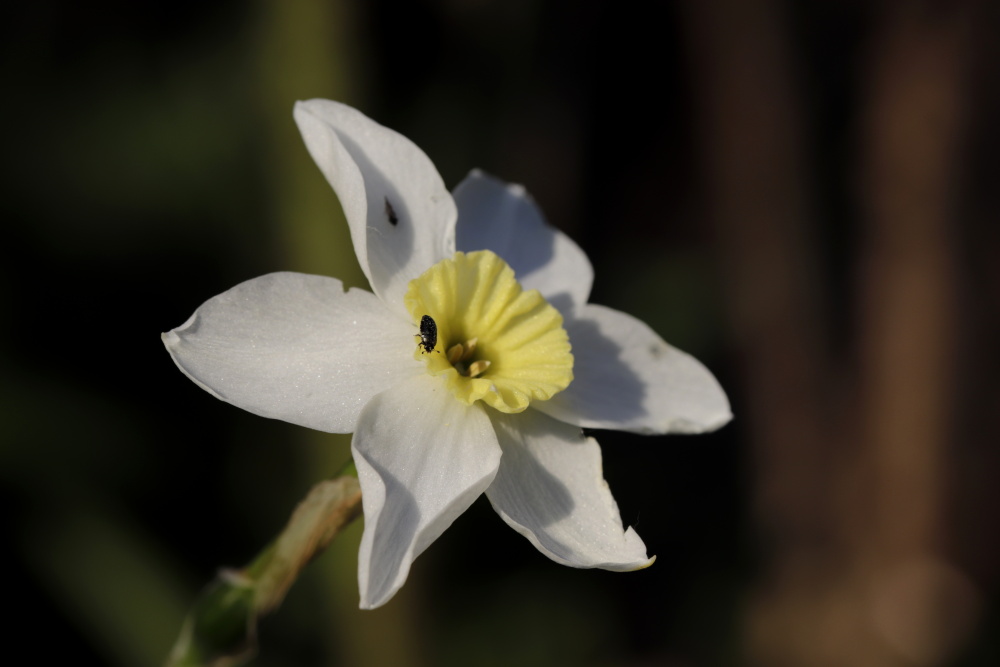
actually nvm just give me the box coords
[2,1,998,665]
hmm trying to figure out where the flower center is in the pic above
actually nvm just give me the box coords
[404,250,574,413]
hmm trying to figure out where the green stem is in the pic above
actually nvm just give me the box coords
[165,472,362,667]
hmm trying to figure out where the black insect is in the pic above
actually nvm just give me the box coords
[418,315,438,354]
[384,197,399,226]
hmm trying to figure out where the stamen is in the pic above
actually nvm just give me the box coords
[447,343,464,364]
[467,360,491,378]
[461,337,478,360]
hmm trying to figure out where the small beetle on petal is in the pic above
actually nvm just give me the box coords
[418,314,438,354]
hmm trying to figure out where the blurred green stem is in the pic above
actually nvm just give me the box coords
[165,469,362,667]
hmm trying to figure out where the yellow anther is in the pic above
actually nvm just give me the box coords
[467,360,491,378]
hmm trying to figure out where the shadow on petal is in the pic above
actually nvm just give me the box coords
[546,292,576,318]
[501,225,555,278]
[561,315,648,424]
[360,450,495,606]
[488,411,651,569]
[361,460,421,603]
[337,133,417,277]
[453,171,557,278]
[492,426,577,531]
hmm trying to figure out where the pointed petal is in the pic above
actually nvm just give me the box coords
[162,272,421,434]
[486,410,653,570]
[352,374,501,608]
[535,304,732,434]
[294,100,457,313]
[453,170,593,315]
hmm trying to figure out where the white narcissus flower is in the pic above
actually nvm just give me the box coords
[162,100,731,609]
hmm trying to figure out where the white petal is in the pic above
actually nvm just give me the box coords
[453,170,593,315]
[535,304,732,434]
[486,409,652,570]
[162,272,421,433]
[352,374,501,609]
[294,100,457,312]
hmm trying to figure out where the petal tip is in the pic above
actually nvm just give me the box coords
[161,312,198,350]
[358,594,386,611]
[505,181,527,198]
[630,554,656,571]
[292,99,312,120]
[684,403,734,434]
[160,330,180,347]
[293,97,329,115]
[292,99,342,134]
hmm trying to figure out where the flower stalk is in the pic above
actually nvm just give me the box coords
[165,471,362,667]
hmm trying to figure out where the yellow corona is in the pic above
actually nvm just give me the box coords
[404,250,574,413]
